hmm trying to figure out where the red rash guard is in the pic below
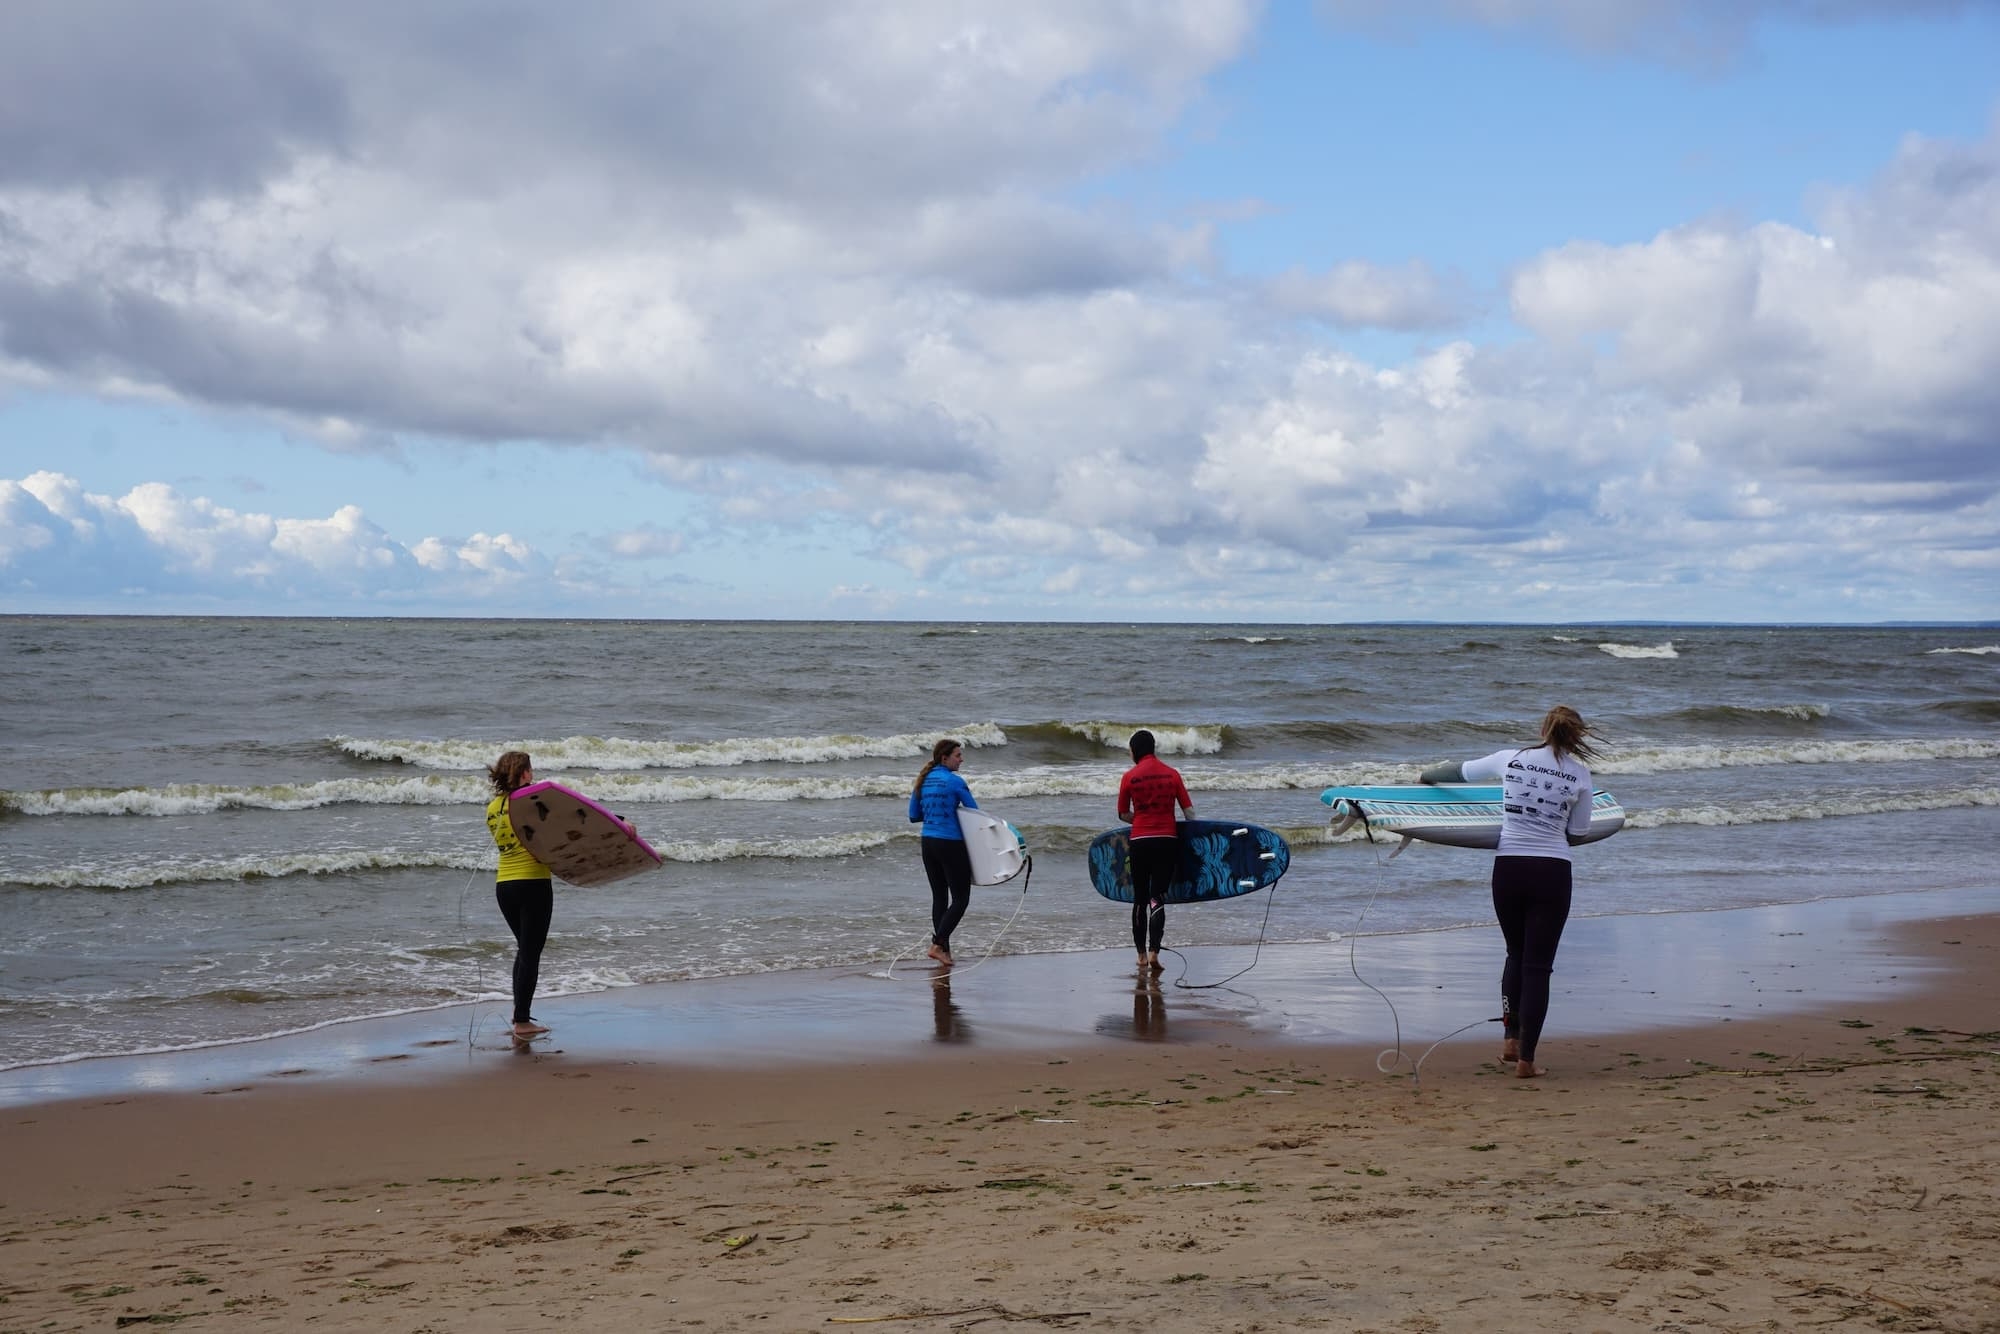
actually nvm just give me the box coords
[1118,754,1191,839]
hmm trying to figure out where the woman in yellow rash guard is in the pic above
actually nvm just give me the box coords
[485,750,555,1037]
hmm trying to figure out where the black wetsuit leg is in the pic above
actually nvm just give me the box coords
[921,837,974,952]
[1129,837,1176,954]
[1491,856,1572,1064]
[496,877,554,1024]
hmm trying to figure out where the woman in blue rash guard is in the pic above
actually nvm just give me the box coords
[1421,705,1599,1080]
[908,737,978,966]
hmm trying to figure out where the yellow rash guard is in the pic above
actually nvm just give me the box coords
[486,793,553,881]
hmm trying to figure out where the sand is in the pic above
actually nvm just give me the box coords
[4,907,1998,1333]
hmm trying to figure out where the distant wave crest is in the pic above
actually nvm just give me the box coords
[331,723,1010,771]
[1927,645,1999,656]
[1664,703,1831,727]
[1598,641,1678,659]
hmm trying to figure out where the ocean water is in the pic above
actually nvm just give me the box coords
[2,617,1996,1071]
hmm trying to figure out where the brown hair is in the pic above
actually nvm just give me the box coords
[488,750,534,797]
[1537,706,1600,764]
[911,738,963,796]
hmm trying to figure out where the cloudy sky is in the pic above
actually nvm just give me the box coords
[2,0,1996,622]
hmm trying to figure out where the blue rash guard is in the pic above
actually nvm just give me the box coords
[908,767,977,839]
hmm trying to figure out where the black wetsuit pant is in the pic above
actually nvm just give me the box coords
[921,837,974,953]
[1129,837,1177,955]
[496,877,554,1024]
[1491,855,1572,1064]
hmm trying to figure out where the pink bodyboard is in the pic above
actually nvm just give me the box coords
[507,780,663,888]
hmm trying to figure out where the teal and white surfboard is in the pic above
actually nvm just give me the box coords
[1319,783,1625,851]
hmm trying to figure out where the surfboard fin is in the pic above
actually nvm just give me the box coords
[1387,835,1413,860]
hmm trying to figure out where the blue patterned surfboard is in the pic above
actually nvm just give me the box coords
[1088,820,1291,905]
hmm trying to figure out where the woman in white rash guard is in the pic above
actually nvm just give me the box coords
[1422,705,1600,1079]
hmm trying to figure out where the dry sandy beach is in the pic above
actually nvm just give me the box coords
[5,901,1998,1333]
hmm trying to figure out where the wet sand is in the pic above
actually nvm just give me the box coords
[4,890,1999,1332]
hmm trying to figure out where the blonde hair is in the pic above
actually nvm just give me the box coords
[488,750,534,796]
[1538,706,1600,764]
[911,738,962,796]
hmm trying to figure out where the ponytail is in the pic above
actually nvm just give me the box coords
[911,738,963,797]
[488,750,533,797]
[1538,706,1600,764]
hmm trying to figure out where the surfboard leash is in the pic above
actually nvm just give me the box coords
[454,866,495,1053]
[883,854,1034,981]
[1165,869,1285,991]
[1347,836,1501,1092]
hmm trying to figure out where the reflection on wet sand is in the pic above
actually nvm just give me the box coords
[1095,975,1170,1042]
[931,973,971,1043]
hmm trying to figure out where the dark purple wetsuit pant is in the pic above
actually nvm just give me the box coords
[496,877,553,1024]
[1129,837,1177,954]
[921,837,973,952]
[1491,855,1572,1063]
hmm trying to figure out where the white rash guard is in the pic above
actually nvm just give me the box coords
[1463,745,1593,861]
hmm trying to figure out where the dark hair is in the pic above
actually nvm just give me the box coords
[1538,706,1600,764]
[1129,729,1156,760]
[911,738,963,796]
[488,750,534,797]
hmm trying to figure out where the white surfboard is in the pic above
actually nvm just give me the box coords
[957,806,1027,886]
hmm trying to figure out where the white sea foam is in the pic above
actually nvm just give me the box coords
[11,734,1998,822]
[652,831,900,863]
[1597,737,2000,775]
[3,774,487,817]
[1927,645,2000,656]
[331,722,1011,771]
[1627,787,2000,829]
[7,848,494,890]
[5,831,916,889]
[1598,640,1678,659]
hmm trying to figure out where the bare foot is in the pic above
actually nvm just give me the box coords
[1514,1059,1545,1079]
[1146,954,1163,974]
[511,1020,550,1037]
[926,943,948,963]
[1501,1038,1520,1063]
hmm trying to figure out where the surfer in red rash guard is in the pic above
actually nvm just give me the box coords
[1422,705,1599,1079]
[1117,730,1194,973]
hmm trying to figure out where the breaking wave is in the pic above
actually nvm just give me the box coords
[1596,737,2000,775]
[1598,641,1679,660]
[3,832,910,890]
[1008,721,1229,755]
[1661,703,1831,727]
[1627,787,2000,829]
[8,736,1998,820]
[1927,645,1999,656]
[331,723,1009,771]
